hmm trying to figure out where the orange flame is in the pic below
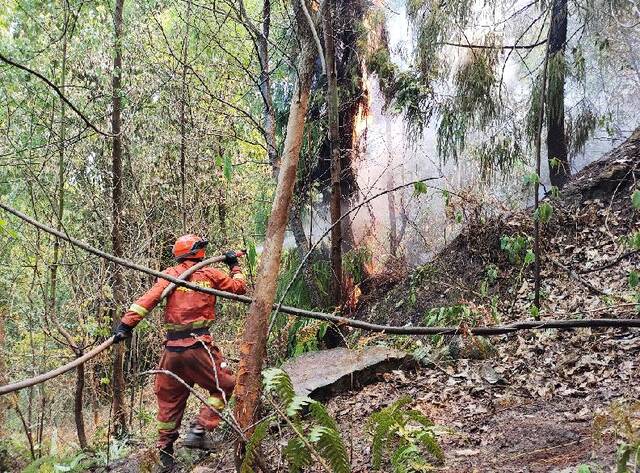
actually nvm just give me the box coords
[352,70,372,143]
[342,275,362,313]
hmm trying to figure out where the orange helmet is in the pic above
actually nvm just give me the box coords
[172,234,208,260]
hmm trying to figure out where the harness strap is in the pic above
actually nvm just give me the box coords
[165,326,210,341]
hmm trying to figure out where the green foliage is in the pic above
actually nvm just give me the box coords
[286,318,329,356]
[423,305,478,345]
[473,136,524,180]
[480,264,499,296]
[368,396,443,472]
[423,304,477,327]
[524,171,541,187]
[625,231,640,250]
[546,54,566,125]
[534,202,553,224]
[594,401,640,473]
[241,420,270,473]
[408,264,437,307]
[631,190,640,210]
[274,249,331,310]
[567,106,598,157]
[413,181,429,196]
[500,234,534,266]
[263,369,350,473]
[23,452,92,473]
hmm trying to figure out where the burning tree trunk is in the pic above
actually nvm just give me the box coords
[324,0,343,306]
[546,0,569,188]
[110,0,128,435]
[386,122,397,256]
[233,3,318,465]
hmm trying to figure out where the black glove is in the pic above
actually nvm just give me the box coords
[113,322,133,343]
[224,251,239,269]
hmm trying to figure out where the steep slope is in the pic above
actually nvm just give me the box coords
[355,128,640,328]
[326,128,640,472]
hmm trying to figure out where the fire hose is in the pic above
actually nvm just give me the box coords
[1,201,640,396]
[0,252,240,396]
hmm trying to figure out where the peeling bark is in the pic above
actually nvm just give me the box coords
[233,5,318,466]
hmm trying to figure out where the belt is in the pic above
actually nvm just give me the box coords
[165,326,210,341]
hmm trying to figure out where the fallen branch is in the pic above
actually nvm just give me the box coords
[577,250,639,274]
[0,338,115,395]
[1,200,640,396]
[549,257,611,296]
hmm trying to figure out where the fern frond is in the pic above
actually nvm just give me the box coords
[287,395,314,418]
[308,426,351,473]
[263,368,296,405]
[284,437,313,473]
[390,442,420,473]
[369,397,413,469]
[404,410,434,428]
[308,400,340,431]
[240,419,269,473]
[416,430,444,462]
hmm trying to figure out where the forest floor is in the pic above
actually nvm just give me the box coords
[109,132,640,472]
[320,129,640,472]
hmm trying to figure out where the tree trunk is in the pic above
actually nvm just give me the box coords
[546,0,569,188]
[0,308,5,431]
[324,0,343,307]
[50,14,88,449]
[386,122,397,256]
[111,0,128,435]
[74,363,88,448]
[233,8,318,466]
[179,0,192,231]
[258,0,277,171]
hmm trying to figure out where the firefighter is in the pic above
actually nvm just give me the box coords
[112,234,246,468]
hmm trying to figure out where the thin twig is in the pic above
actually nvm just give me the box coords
[300,0,326,75]
[0,53,113,137]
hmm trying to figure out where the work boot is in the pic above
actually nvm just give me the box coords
[158,444,175,472]
[183,424,220,450]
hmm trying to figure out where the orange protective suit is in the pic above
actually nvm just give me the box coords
[120,259,247,448]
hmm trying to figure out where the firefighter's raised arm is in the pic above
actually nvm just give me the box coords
[113,272,174,343]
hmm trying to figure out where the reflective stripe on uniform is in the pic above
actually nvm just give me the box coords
[206,396,225,410]
[163,318,214,332]
[157,420,177,430]
[129,303,149,317]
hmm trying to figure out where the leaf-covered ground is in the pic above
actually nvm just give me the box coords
[321,129,640,472]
